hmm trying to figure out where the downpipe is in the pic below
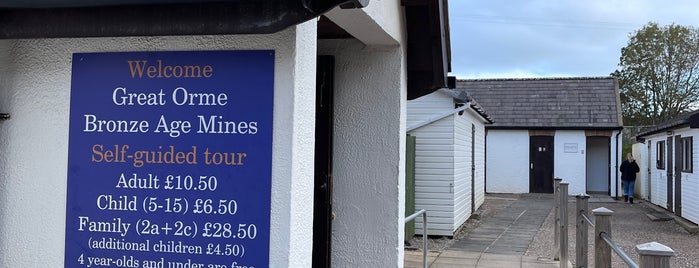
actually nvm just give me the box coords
[615,130,621,200]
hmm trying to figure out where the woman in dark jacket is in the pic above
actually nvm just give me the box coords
[620,153,640,203]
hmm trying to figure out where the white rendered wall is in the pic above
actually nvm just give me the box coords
[319,38,406,267]
[486,130,530,193]
[0,24,317,267]
[326,0,402,46]
[320,2,407,265]
[554,131,587,195]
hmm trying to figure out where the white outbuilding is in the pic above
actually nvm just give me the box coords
[407,89,492,236]
[636,111,699,225]
[458,77,624,196]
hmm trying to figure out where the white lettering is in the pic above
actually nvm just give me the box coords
[112,87,166,106]
[83,115,149,133]
[172,87,228,106]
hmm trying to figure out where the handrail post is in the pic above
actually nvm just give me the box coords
[559,182,569,268]
[593,207,614,268]
[404,209,428,268]
[553,177,562,260]
[422,211,428,268]
[636,242,674,268]
[576,194,590,268]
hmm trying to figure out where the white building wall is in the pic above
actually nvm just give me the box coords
[612,130,623,198]
[454,109,488,229]
[554,130,587,195]
[674,128,699,224]
[486,130,530,193]
[632,142,650,199]
[407,91,454,126]
[0,25,316,267]
[453,110,472,231]
[644,133,669,209]
[319,38,407,266]
[407,92,456,236]
[641,128,699,224]
[407,92,488,236]
[411,118,454,236]
[473,113,486,211]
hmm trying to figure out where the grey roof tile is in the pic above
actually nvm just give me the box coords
[456,77,623,128]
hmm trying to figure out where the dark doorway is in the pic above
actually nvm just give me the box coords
[530,136,554,193]
[313,56,334,268]
[674,135,682,217]
[666,137,673,212]
[586,137,610,193]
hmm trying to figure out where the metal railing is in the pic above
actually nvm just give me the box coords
[405,209,428,268]
[576,194,639,268]
[600,232,639,268]
[554,178,675,268]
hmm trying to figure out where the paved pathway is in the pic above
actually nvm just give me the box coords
[405,194,562,267]
[449,194,552,255]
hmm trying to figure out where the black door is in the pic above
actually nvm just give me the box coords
[666,137,673,212]
[313,56,334,268]
[530,136,554,193]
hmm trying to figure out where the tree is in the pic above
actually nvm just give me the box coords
[613,22,699,125]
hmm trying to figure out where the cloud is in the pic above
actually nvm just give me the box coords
[449,0,699,79]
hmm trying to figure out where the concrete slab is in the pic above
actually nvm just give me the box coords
[404,250,438,268]
[674,216,699,234]
[646,212,673,221]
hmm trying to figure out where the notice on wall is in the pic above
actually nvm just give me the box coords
[564,143,578,153]
[65,50,274,268]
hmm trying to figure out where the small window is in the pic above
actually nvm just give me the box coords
[657,141,665,170]
[682,137,693,173]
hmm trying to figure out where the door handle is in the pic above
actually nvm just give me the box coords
[531,163,533,169]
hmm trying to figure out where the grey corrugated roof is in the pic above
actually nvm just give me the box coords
[456,77,622,129]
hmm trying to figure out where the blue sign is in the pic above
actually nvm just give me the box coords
[65,50,274,268]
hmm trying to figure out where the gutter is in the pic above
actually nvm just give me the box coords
[407,104,471,132]
[486,126,624,131]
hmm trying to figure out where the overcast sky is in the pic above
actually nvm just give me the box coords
[449,0,699,79]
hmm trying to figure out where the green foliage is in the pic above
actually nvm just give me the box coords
[613,22,699,125]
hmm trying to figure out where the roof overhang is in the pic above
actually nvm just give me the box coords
[689,113,699,128]
[0,0,368,38]
[637,112,699,139]
[0,0,450,102]
[402,0,451,100]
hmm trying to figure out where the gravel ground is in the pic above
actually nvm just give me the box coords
[525,198,699,268]
[408,194,699,267]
